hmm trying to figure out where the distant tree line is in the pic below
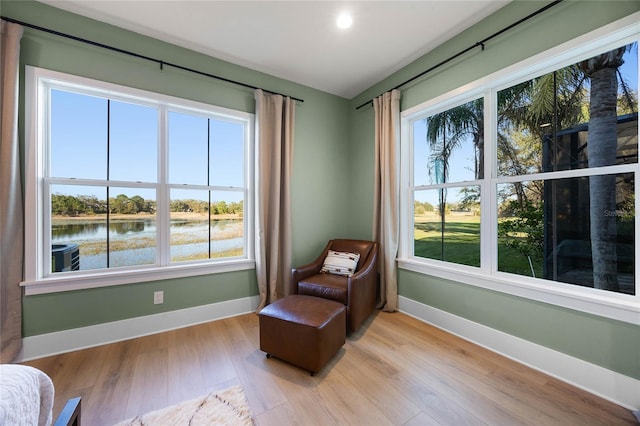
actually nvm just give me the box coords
[414,194,480,216]
[169,198,243,215]
[51,193,243,217]
[414,200,435,215]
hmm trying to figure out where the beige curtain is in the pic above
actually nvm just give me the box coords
[373,89,400,312]
[254,89,295,311]
[0,21,24,363]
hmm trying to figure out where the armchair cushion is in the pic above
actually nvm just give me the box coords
[298,273,348,304]
[320,250,360,276]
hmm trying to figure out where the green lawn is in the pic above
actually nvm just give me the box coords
[414,213,542,277]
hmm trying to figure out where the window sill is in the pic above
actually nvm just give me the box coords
[397,257,639,325]
[21,259,256,295]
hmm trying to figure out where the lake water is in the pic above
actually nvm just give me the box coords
[52,218,243,270]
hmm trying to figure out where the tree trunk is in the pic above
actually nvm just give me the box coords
[476,133,485,180]
[582,51,623,292]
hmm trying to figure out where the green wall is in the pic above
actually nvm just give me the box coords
[4,0,352,336]
[348,1,640,380]
[6,0,639,381]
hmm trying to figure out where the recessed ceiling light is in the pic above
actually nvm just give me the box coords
[336,13,353,29]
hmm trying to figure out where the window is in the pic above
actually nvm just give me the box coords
[25,67,254,293]
[412,97,484,268]
[167,111,246,263]
[400,16,638,322]
[496,48,636,295]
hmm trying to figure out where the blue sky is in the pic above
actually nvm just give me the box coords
[620,42,638,91]
[51,89,245,203]
[413,119,477,207]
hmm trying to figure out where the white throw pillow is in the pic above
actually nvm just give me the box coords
[320,250,360,277]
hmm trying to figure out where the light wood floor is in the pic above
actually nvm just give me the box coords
[23,310,636,425]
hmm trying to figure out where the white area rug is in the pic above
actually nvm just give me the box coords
[115,385,254,425]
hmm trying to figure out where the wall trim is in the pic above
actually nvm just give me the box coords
[17,295,260,362]
[399,296,640,411]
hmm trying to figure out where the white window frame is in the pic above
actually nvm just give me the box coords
[23,67,255,295]
[399,13,640,325]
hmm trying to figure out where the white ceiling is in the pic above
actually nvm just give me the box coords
[37,1,511,99]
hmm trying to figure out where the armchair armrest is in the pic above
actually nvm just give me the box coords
[347,244,378,294]
[291,261,322,282]
[346,242,378,331]
[290,242,332,292]
[350,249,377,281]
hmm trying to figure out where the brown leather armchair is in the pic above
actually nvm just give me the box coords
[291,239,378,333]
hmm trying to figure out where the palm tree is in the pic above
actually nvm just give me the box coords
[580,46,627,292]
[425,99,484,244]
[425,43,635,291]
[426,98,484,181]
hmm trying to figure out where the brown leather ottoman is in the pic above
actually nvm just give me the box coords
[259,295,346,375]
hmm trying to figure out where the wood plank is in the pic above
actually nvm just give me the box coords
[80,339,140,425]
[335,343,422,424]
[122,343,168,421]
[194,320,239,388]
[315,366,395,425]
[218,315,289,416]
[166,326,207,405]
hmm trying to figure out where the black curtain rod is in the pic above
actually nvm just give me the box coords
[1,15,304,103]
[356,0,563,110]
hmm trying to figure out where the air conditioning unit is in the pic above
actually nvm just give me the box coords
[52,244,80,272]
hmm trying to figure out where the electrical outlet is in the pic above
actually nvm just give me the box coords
[153,291,164,304]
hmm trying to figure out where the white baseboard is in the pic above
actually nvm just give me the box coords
[17,295,260,362]
[399,296,640,411]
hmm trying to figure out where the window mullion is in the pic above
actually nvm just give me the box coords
[399,114,413,259]
[636,167,640,297]
[208,118,212,259]
[157,105,170,266]
[106,99,111,269]
[482,89,497,274]
[38,85,52,279]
